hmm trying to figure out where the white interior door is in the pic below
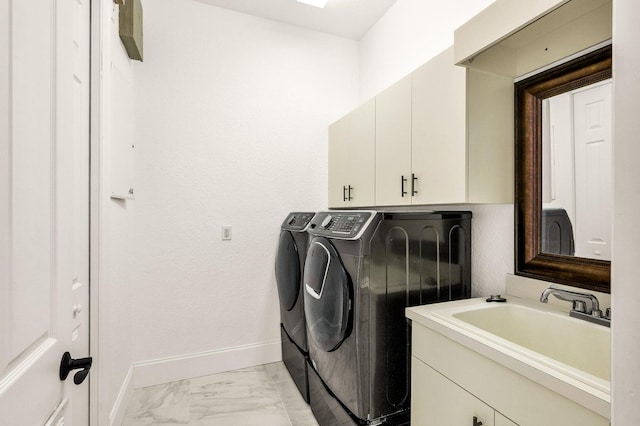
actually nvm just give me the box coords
[573,80,612,260]
[70,0,91,423]
[0,0,91,424]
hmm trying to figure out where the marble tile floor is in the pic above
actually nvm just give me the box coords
[122,362,320,426]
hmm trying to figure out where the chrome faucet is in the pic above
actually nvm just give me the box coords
[540,287,610,327]
[540,287,600,314]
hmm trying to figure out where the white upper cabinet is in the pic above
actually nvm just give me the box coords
[374,47,513,206]
[375,49,469,207]
[328,98,375,208]
[328,114,350,208]
[454,0,571,66]
[411,47,467,205]
[466,68,514,204]
[375,76,412,206]
[455,0,612,78]
[452,0,612,205]
[329,45,514,208]
[349,99,376,207]
[496,412,519,426]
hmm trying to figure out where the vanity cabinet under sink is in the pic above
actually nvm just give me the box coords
[412,356,517,426]
[410,321,609,426]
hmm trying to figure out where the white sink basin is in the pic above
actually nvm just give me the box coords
[406,296,611,417]
[453,303,610,381]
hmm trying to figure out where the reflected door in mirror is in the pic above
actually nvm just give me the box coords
[542,80,612,261]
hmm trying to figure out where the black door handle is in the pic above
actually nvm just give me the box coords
[473,416,483,426]
[348,185,353,201]
[343,185,347,202]
[401,175,407,197]
[60,351,93,385]
[412,173,418,196]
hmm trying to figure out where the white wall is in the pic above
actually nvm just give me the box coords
[359,0,496,100]
[612,0,640,422]
[92,2,136,424]
[131,0,359,382]
[129,2,514,389]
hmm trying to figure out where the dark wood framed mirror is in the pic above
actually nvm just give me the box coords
[515,45,612,294]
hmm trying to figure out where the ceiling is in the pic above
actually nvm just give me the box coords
[193,0,398,40]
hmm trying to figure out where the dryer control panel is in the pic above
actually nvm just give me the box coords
[308,211,378,240]
[281,212,316,232]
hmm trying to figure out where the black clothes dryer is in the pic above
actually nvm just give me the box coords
[275,212,315,402]
[303,210,472,425]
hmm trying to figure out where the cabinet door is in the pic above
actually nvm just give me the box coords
[411,356,495,426]
[467,68,514,203]
[328,114,350,208]
[375,76,412,206]
[496,412,519,426]
[349,98,375,207]
[412,47,467,204]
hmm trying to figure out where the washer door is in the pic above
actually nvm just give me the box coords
[275,230,301,311]
[303,237,351,352]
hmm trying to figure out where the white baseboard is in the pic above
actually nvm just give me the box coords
[109,364,134,426]
[132,339,282,389]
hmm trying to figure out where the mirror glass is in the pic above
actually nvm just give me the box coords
[541,79,612,261]
[515,45,611,293]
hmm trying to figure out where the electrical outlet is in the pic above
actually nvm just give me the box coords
[221,225,232,240]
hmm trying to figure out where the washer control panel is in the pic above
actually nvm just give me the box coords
[281,212,316,232]
[308,211,377,240]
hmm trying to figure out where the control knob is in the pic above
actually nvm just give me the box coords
[321,215,333,229]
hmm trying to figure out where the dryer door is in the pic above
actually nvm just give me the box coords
[275,230,301,311]
[303,237,351,352]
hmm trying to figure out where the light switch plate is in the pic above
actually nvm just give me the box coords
[221,225,232,241]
